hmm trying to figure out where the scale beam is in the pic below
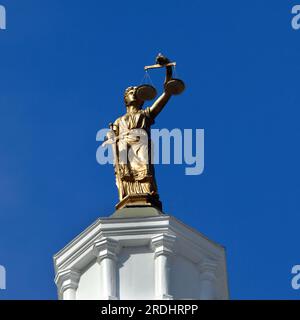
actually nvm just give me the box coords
[144,62,176,71]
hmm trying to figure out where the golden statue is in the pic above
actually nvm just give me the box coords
[105,54,185,210]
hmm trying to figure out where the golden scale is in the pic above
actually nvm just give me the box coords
[135,53,185,102]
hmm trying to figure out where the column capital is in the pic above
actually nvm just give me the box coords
[150,233,176,258]
[197,259,218,281]
[54,269,81,295]
[93,238,121,263]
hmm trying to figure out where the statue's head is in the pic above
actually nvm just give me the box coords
[124,86,144,109]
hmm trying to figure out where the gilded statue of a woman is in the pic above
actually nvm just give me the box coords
[106,54,184,209]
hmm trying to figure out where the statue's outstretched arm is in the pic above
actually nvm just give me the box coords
[149,65,173,119]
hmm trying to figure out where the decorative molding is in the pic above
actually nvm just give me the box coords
[54,269,81,295]
[197,260,218,281]
[54,215,224,273]
[93,238,121,263]
[150,234,176,257]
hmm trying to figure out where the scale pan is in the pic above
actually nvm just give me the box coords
[165,79,185,95]
[136,85,157,101]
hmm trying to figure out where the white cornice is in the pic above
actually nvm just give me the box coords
[53,215,226,278]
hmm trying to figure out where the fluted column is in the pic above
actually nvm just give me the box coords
[150,234,176,300]
[93,238,120,300]
[198,260,218,299]
[55,269,80,300]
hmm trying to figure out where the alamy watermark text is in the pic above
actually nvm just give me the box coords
[96,128,204,176]
[0,265,6,290]
[291,265,300,290]
[292,5,300,30]
[0,5,6,30]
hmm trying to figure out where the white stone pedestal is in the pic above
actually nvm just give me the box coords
[53,208,229,300]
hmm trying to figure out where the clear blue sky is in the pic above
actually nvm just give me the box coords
[0,0,300,299]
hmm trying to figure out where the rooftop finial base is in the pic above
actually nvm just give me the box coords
[115,193,162,210]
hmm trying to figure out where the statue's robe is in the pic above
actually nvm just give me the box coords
[113,107,158,200]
